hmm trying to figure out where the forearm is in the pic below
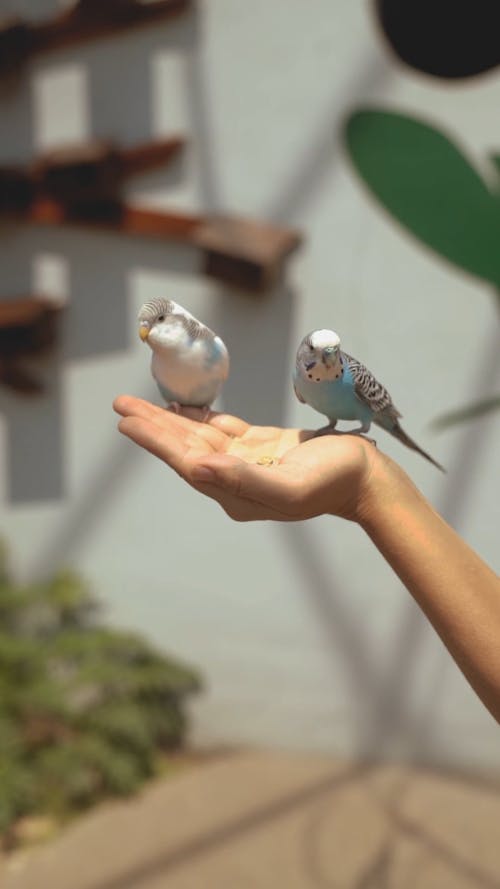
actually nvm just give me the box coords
[357,457,500,722]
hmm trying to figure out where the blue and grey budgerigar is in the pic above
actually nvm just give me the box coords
[138,297,229,411]
[293,328,444,471]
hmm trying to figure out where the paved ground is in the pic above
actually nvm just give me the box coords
[2,749,500,889]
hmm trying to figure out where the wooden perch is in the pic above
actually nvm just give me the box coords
[30,136,185,205]
[0,0,190,76]
[193,216,302,291]
[0,135,302,288]
[17,199,303,291]
[0,297,63,395]
[0,166,35,212]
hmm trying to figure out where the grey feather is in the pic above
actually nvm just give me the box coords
[389,422,445,472]
[294,382,306,404]
[138,298,215,342]
[137,298,175,323]
[179,314,216,342]
[342,351,401,419]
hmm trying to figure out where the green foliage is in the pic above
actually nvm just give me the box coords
[0,545,202,839]
[344,109,500,286]
[344,108,500,429]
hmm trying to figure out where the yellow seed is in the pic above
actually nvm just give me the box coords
[256,456,277,466]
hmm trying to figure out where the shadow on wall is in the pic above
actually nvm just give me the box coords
[0,225,198,503]
[214,282,297,426]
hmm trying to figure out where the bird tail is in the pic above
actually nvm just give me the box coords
[387,421,445,472]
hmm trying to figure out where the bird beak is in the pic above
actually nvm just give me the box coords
[139,323,150,341]
[305,361,316,371]
[323,347,337,362]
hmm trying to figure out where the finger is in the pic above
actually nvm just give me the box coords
[206,413,251,437]
[176,406,217,422]
[189,454,304,515]
[118,416,191,475]
[115,396,227,452]
[113,395,165,421]
[115,397,249,444]
[176,406,250,438]
[152,407,228,450]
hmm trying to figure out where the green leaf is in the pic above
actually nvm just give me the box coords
[0,756,34,830]
[344,109,500,285]
[0,537,202,831]
[86,702,155,756]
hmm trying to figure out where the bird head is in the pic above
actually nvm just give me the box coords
[137,298,176,348]
[297,329,341,374]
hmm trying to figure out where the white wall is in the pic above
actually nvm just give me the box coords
[1,0,499,773]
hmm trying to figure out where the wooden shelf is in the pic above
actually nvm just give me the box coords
[0,136,184,210]
[0,296,60,329]
[0,296,63,395]
[0,1,191,76]
[30,136,185,205]
[14,200,303,291]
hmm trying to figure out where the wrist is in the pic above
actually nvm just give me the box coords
[352,450,418,531]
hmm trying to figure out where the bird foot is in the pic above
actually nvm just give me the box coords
[312,423,339,438]
[348,429,378,446]
[313,425,378,447]
[167,402,212,422]
[355,433,377,447]
[198,405,212,423]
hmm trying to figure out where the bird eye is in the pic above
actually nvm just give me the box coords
[308,343,314,351]
[157,314,165,322]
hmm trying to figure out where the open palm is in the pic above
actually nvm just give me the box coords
[113,396,379,522]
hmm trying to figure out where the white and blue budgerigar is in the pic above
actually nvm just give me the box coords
[138,297,229,412]
[294,328,444,471]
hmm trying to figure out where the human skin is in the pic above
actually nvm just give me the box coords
[114,395,500,722]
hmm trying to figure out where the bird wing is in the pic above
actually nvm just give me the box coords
[177,315,229,376]
[342,351,401,418]
[293,382,306,404]
[178,314,216,342]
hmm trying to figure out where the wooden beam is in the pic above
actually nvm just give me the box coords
[0,1,191,76]
[0,296,58,329]
[194,216,303,291]
[0,166,35,212]
[0,140,303,291]
[29,137,185,205]
[0,296,63,394]
[13,200,303,291]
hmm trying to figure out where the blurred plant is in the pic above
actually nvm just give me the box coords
[0,540,201,841]
[344,108,500,429]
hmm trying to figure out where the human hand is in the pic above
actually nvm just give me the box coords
[113,396,384,522]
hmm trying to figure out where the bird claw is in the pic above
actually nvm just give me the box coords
[198,405,212,423]
[313,425,378,447]
[167,401,182,414]
[312,423,338,438]
[167,402,212,422]
[349,431,378,447]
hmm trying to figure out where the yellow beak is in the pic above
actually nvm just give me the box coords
[139,324,150,342]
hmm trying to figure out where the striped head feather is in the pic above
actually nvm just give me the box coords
[137,298,175,324]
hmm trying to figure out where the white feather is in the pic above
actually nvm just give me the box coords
[139,300,229,407]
